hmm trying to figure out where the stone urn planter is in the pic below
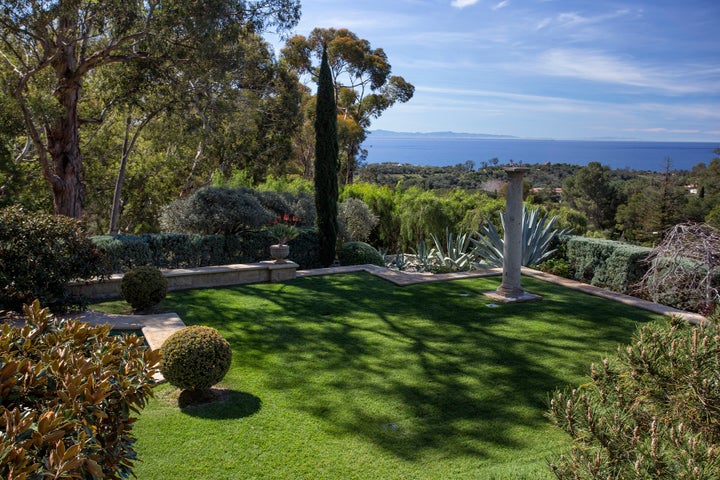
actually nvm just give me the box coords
[269,244,290,263]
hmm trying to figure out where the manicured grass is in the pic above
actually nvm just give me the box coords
[100,273,663,479]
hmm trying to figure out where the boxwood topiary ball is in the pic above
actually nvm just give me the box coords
[338,241,384,267]
[160,326,232,392]
[120,266,168,312]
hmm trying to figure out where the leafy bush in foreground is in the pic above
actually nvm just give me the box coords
[160,326,232,393]
[0,206,107,311]
[0,301,160,479]
[548,317,720,479]
[121,266,169,312]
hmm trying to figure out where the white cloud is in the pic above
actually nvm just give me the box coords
[492,1,510,10]
[531,8,638,34]
[535,17,552,30]
[451,0,480,9]
[531,49,706,94]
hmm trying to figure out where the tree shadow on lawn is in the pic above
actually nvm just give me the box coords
[164,273,661,462]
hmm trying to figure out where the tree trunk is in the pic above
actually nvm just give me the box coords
[47,80,84,218]
[109,116,133,234]
[47,27,84,219]
[109,111,160,233]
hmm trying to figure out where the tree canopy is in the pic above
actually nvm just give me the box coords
[562,162,622,231]
[0,0,301,217]
[283,28,414,184]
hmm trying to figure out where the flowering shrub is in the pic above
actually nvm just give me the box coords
[267,213,299,245]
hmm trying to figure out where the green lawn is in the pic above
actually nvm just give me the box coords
[107,273,663,479]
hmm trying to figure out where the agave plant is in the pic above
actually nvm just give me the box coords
[428,228,480,272]
[472,221,504,267]
[472,205,571,267]
[411,239,433,272]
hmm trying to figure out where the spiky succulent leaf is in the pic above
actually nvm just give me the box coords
[472,205,570,267]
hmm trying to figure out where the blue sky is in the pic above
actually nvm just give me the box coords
[277,0,720,142]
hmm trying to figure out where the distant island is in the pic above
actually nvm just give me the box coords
[368,130,645,141]
[368,130,520,140]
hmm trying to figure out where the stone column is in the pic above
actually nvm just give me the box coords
[496,166,528,298]
[484,165,540,303]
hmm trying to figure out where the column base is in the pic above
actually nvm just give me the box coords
[483,289,542,303]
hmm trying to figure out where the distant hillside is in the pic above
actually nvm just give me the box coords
[356,161,585,193]
[368,130,519,140]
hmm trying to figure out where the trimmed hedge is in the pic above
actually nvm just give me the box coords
[565,236,651,294]
[93,229,321,273]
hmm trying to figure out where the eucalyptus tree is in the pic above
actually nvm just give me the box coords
[283,28,414,184]
[0,0,301,218]
[78,33,303,234]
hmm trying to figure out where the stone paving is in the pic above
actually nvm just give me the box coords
[72,311,186,351]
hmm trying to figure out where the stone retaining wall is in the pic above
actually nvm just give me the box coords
[70,261,298,300]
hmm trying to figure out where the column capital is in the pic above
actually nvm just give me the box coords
[502,165,529,175]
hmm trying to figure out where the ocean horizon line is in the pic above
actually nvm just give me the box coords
[368,129,719,144]
[361,135,719,172]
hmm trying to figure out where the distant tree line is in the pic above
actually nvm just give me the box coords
[355,155,720,246]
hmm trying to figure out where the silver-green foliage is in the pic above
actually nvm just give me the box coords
[428,229,480,272]
[338,197,379,242]
[472,205,570,267]
[411,240,433,272]
[159,187,273,234]
[159,186,316,234]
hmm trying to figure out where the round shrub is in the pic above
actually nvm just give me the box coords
[338,241,384,267]
[160,326,232,392]
[120,266,168,312]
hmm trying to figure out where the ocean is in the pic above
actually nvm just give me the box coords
[361,135,719,172]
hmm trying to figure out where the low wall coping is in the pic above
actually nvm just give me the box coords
[70,261,298,301]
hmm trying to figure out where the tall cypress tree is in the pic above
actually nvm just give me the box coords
[314,48,339,267]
